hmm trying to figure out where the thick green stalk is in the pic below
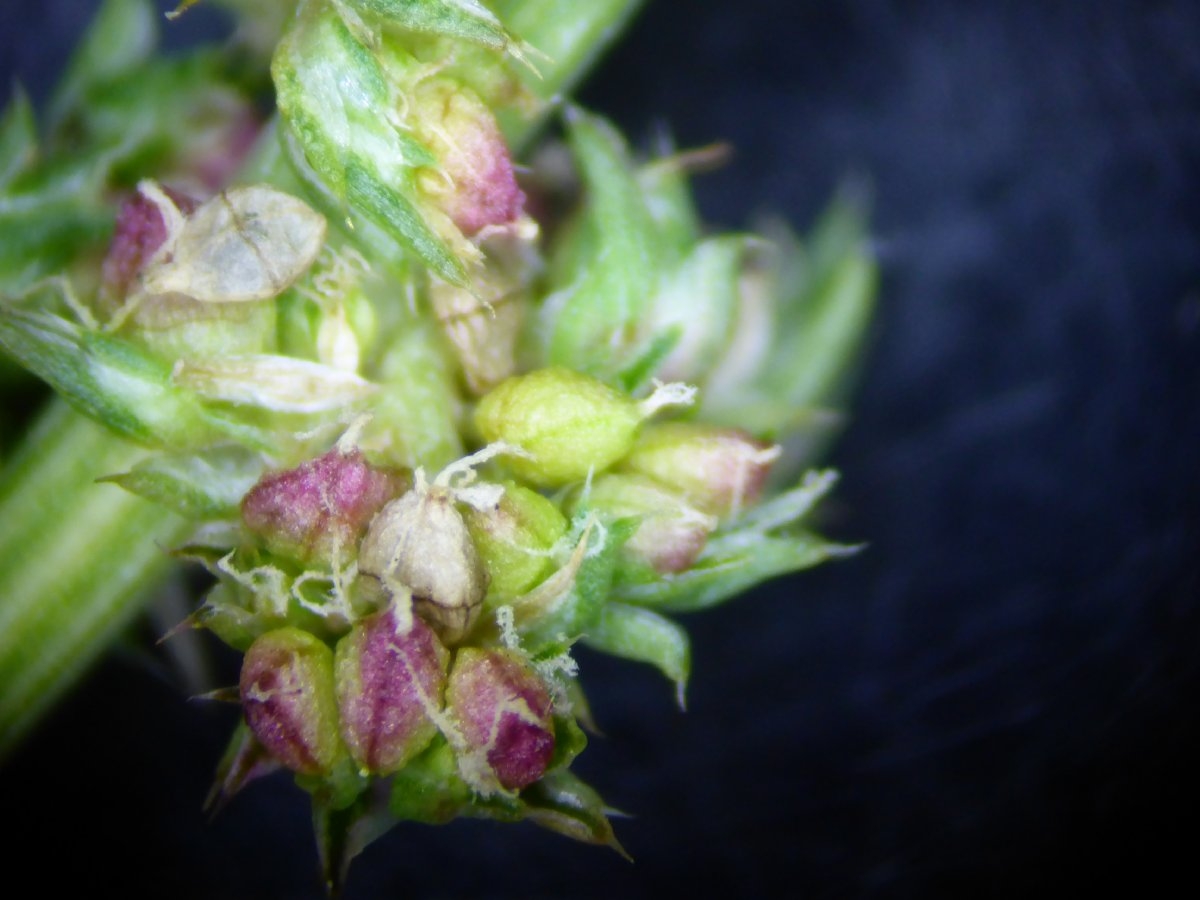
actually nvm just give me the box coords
[0,398,188,759]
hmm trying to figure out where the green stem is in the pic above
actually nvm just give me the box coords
[0,398,188,759]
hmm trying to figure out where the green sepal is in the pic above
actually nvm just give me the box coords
[101,445,266,520]
[583,601,690,706]
[540,106,661,382]
[546,711,588,772]
[204,718,282,817]
[0,87,36,191]
[0,307,273,451]
[342,0,526,53]
[306,772,382,898]
[520,515,637,653]
[272,0,467,286]
[514,769,628,857]
[389,737,474,824]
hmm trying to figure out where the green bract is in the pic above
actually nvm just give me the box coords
[0,0,877,893]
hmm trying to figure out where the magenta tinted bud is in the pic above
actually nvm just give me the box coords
[448,649,555,792]
[239,628,344,776]
[101,185,198,298]
[241,448,407,566]
[415,80,525,237]
[335,605,449,775]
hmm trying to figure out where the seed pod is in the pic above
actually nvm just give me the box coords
[358,486,487,645]
[335,604,449,775]
[239,627,345,776]
[447,648,555,793]
[241,447,408,566]
[473,367,643,488]
[619,422,779,517]
[462,481,568,600]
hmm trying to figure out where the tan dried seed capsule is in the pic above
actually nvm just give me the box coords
[358,486,488,645]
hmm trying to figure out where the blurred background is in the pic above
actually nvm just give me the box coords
[2,0,1199,897]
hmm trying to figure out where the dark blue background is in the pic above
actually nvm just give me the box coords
[3,1,1199,897]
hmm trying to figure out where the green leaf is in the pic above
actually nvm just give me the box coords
[102,446,266,519]
[584,601,690,705]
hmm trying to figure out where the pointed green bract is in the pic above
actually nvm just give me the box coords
[584,601,690,705]
[102,446,266,520]
[541,107,660,382]
[0,307,275,450]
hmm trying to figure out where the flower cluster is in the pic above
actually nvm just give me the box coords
[0,0,875,890]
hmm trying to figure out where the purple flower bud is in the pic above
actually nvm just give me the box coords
[619,422,779,517]
[447,648,554,792]
[334,605,449,775]
[241,448,408,566]
[239,627,345,776]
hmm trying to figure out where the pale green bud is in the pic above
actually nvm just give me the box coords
[462,480,568,600]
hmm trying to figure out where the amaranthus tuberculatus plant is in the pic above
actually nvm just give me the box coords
[0,0,876,890]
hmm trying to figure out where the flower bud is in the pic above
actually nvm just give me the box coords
[358,486,487,644]
[411,77,526,238]
[473,367,643,488]
[447,648,555,793]
[619,422,780,517]
[239,627,345,776]
[334,604,449,775]
[571,473,718,574]
[241,447,408,566]
[462,481,568,600]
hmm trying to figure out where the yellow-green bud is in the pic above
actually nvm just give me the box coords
[619,422,780,517]
[473,367,643,488]
[462,481,568,600]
